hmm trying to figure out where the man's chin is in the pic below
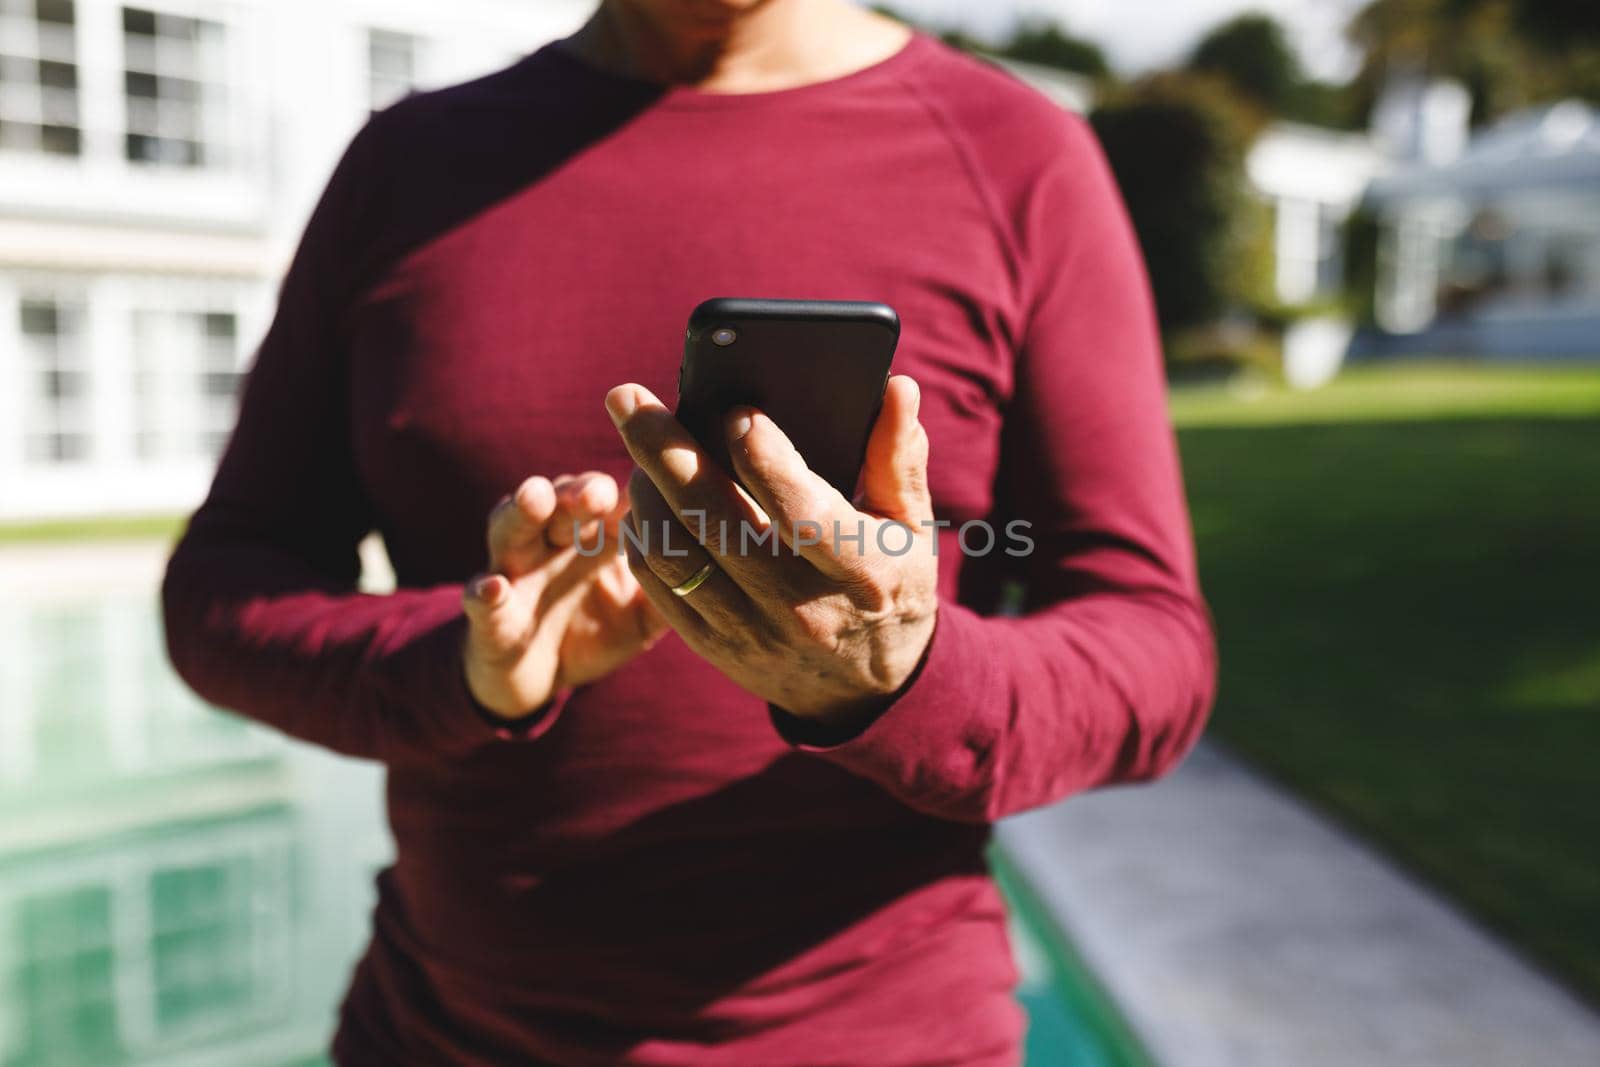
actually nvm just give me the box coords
[666,0,762,32]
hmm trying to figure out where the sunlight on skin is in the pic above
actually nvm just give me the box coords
[603,376,939,728]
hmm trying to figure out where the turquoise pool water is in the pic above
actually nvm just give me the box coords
[0,586,1146,1067]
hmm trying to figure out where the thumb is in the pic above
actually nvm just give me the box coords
[859,375,933,525]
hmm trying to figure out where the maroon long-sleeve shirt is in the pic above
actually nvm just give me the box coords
[162,32,1215,1067]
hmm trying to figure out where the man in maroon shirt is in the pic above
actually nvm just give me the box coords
[162,0,1216,1063]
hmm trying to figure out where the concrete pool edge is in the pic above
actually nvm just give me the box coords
[996,741,1600,1067]
[991,847,1157,1067]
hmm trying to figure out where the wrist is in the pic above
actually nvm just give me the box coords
[459,632,555,723]
[460,664,562,738]
[775,608,937,728]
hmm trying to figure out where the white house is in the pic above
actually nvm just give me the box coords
[0,0,589,523]
[1245,121,1385,307]
[1360,99,1600,356]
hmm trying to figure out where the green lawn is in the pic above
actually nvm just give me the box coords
[1172,362,1600,1003]
[0,513,183,544]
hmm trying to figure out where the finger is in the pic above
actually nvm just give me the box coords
[546,471,620,549]
[724,407,867,580]
[628,589,672,648]
[859,375,934,527]
[603,477,634,540]
[585,549,671,652]
[622,526,712,645]
[463,566,588,660]
[460,572,532,661]
[604,382,785,587]
[487,476,558,575]
[624,475,758,633]
[571,477,635,559]
[598,561,673,653]
[534,485,631,614]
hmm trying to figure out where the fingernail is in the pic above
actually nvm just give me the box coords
[472,575,500,602]
[605,386,638,427]
[728,408,754,441]
[559,473,589,500]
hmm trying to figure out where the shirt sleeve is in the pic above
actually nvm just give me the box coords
[160,112,566,763]
[772,111,1217,823]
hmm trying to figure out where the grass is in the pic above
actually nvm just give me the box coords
[0,513,183,544]
[1172,361,1600,1003]
[1173,362,1600,426]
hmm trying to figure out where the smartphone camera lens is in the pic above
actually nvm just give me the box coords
[711,327,738,347]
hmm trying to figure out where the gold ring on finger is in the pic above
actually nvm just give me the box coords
[670,559,717,598]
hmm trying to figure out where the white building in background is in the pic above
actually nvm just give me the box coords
[1361,100,1600,355]
[0,0,589,522]
[1246,122,1385,307]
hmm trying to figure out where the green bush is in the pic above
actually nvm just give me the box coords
[1090,72,1267,366]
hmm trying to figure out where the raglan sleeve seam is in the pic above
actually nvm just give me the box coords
[890,67,1031,326]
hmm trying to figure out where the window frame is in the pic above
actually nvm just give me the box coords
[0,0,85,158]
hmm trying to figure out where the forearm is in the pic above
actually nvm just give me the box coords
[774,588,1215,823]
[162,519,492,763]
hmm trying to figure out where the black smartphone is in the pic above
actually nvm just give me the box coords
[676,298,900,496]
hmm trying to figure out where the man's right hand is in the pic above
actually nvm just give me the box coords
[461,472,667,721]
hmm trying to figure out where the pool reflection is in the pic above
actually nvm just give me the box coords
[1,580,389,1067]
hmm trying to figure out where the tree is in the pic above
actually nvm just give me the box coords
[999,20,1110,79]
[1186,13,1363,128]
[1347,0,1600,126]
[1286,79,1361,129]
[1509,0,1600,50]
[1188,14,1302,114]
[1089,73,1264,341]
[871,7,1112,80]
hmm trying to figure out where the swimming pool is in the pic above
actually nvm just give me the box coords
[0,564,1149,1067]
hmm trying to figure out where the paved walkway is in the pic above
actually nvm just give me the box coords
[997,741,1600,1067]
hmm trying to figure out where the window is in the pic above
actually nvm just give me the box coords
[150,859,264,1034]
[18,295,91,465]
[132,306,241,461]
[121,6,226,167]
[197,310,239,455]
[0,822,295,1065]
[3,886,119,1067]
[368,28,419,111]
[0,0,81,156]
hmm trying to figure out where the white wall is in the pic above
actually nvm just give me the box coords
[1247,122,1385,305]
[0,0,591,522]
